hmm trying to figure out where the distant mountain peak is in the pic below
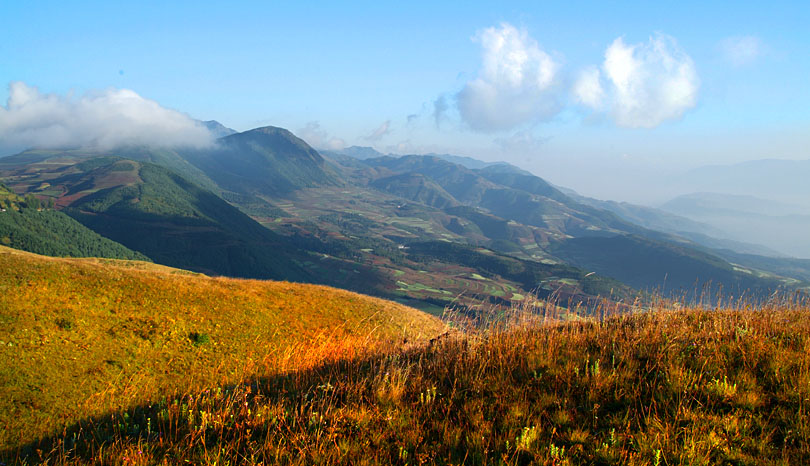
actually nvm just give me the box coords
[329,146,529,175]
[181,124,340,196]
[199,120,237,139]
[332,146,387,160]
[241,125,294,136]
[223,126,325,162]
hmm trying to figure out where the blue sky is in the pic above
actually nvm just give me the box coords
[1,1,808,202]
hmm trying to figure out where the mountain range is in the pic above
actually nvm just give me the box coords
[1,123,807,313]
[673,158,810,207]
[659,192,810,258]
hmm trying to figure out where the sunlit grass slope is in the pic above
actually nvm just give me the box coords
[7,296,810,465]
[0,245,444,449]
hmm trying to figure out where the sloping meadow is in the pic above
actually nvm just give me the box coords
[0,246,443,451]
[4,286,809,465]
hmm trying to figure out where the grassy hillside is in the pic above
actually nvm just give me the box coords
[0,147,220,194]
[0,154,315,280]
[0,182,17,206]
[257,186,618,311]
[550,234,785,294]
[0,246,444,449]
[407,240,632,300]
[0,153,400,298]
[3,152,559,310]
[66,161,313,280]
[352,155,796,295]
[0,182,148,260]
[364,155,634,236]
[5,292,809,464]
[181,126,342,198]
[371,172,459,209]
[3,142,798,309]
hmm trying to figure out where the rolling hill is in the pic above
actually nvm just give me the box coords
[348,154,794,294]
[0,146,220,194]
[5,287,809,464]
[182,126,342,198]
[1,127,808,463]
[2,124,805,310]
[1,148,619,312]
[550,234,783,294]
[0,154,311,280]
[358,154,641,237]
[370,172,460,210]
[0,245,444,449]
[64,160,311,280]
[0,150,398,299]
[0,182,147,260]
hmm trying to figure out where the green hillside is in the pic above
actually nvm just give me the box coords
[2,133,800,308]
[354,154,796,294]
[0,147,219,194]
[550,234,785,294]
[181,126,342,198]
[0,182,17,206]
[0,182,147,260]
[2,151,553,310]
[0,153,396,298]
[408,240,631,299]
[65,160,311,280]
[371,173,459,209]
[0,209,148,261]
[0,154,312,280]
[0,245,444,449]
[363,155,639,236]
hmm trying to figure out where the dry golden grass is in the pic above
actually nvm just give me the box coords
[0,245,444,449]
[2,245,810,465]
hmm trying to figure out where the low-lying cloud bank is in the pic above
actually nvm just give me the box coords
[0,82,213,151]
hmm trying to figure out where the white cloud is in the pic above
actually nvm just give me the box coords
[365,120,392,141]
[457,23,561,132]
[575,34,699,128]
[572,66,605,109]
[719,35,764,66]
[0,82,214,151]
[296,121,346,150]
